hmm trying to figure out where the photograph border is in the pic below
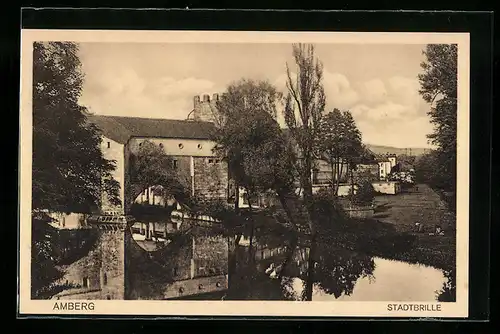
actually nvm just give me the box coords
[17,9,492,321]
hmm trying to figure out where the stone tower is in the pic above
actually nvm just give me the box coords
[192,94,219,123]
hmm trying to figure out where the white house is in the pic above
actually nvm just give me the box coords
[371,181,401,195]
[377,154,397,181]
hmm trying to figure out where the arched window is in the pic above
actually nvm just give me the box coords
[178,143,184,149]
[159,143,164,148]
[197,144,202,149]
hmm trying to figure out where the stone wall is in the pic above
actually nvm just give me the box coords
[101,137,125,214]
[193,235,228,277]
[372,181,401,195]
[126,229,229,300]
[194,157,228,200]
[162,275,227,299]
[53,227,125,300]
[100,229,125,299]
[344,207,374,219]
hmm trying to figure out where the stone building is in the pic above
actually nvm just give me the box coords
[50,93,230,300]
[86,92,228,214]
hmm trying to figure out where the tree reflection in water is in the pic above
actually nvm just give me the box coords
[310,244,375,299]
[226,240,376,301]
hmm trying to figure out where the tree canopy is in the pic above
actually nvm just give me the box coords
[418,44,457,199]
[32,42,120,214]
[31,42,120,299]
[126,140,191,211]
[212,79,295,198]
[317,108,363,195]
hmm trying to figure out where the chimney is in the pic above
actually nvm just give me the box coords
[203,94,210,102]
[194,95,200,108]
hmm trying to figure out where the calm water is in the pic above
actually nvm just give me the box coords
[129,219,448,302]
[285,257,446,301]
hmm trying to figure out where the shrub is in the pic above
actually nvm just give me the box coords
[349,181,375,206]
[312,187,349,231]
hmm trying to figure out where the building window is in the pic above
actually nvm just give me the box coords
[173,159,178,169]
[208,158,213,164]
[159,143,164,149]
[178,143,184,149]
[107,141,110,148]
[197,144,202,149]
[139,142,142,147]
[103,273,108,286]
[82,277,89,288]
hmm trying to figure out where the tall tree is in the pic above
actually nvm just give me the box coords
[283,43,326,300]
[212,79,298,286]
[317,109,363,197]
[31,42,120,298]
[418,44,458,210]
[32,42,120,213]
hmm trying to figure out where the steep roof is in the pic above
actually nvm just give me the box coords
[86,114,216,144]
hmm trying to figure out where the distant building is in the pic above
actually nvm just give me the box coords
[372,181,401,195]
[377,154,397,181]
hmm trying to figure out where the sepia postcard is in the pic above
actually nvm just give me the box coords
[18,29,470,318]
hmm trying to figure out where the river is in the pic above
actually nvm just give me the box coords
[285,257,446,301]
[129,219,449,302]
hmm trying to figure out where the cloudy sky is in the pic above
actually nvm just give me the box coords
[78,42,435,148]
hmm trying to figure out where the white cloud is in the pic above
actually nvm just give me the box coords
[387,76,424,109]
[273,71,359,111]
[356,116,433,148]
[361,79,387,106]
[351,101,418,121]
[152,76,216,97]
[80,68,217,119]
[323,72,360,110]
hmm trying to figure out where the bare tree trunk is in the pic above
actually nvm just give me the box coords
[332,158,338,196]
[339,160,344,183]
[330,159,335,197]
[302,152,316,302]
[277,235,298,279]
[234,182,240,215]
[228,234,242,293]
[304,234,316,301]
[247,196,254,262]
[349,164,354,204]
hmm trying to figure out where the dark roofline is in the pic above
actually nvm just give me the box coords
[87,114,216,143]
[129,134,213,140]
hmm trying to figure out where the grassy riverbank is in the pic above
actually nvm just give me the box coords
[359,183,456,271]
